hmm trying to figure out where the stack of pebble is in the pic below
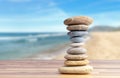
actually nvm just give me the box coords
[59,16,93,74]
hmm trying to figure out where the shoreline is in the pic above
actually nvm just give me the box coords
[26,42,70,60]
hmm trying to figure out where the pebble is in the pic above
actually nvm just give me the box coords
[67,47,87,54]
[70,43,85,47]
[64,16,93,25]
[67,25,88,31]
[70,37,87,43]
[64,54,88,60]
[68,31,88,37]
[59,65,93,74]
[64,59,89,66]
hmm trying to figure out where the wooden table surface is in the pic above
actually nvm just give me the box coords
[0,60,119,78]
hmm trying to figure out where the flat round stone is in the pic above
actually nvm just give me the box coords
[67,25,88,31]
[64,16,93,25]
[68,31,88,37]
[59,65,93,74]
[64,59,89,66]
[67,47,87,54]
[64,54,88,60]
[70,37,86,43]
[70,43,85,47]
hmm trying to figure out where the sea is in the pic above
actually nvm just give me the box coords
[0,32,69,60]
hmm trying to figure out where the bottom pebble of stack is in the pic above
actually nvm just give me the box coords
[59,65,93,74]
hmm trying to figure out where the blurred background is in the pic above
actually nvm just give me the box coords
[0,0,120,60]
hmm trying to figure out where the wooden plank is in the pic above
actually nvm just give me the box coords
[0,60,119,78]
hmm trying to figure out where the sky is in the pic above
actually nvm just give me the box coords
[0,0,120,32]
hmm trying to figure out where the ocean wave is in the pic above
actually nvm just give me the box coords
[0,33,66,41]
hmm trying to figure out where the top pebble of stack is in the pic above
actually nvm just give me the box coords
[64,16,93,25]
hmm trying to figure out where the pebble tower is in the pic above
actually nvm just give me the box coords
[59,16,93,74]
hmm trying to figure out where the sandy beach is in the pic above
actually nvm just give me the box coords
[29,31,120,60]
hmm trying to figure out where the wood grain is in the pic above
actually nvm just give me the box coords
[0,60,119,78]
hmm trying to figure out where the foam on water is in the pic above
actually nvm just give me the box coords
[0,33,66,41]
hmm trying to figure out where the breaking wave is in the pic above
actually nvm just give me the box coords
[0,33,66,42]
